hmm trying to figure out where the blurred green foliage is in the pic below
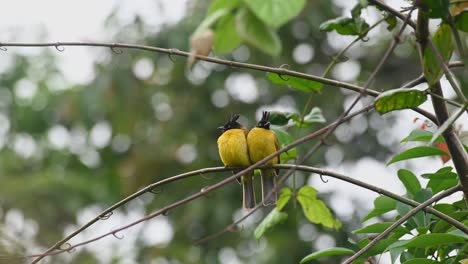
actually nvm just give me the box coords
[3,0,466,263]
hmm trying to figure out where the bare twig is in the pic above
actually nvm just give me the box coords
[343,184,462,264]
[31,167,233,263]
[0,41,438,124]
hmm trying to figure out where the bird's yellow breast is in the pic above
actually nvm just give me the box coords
[217,129,251,167]
[247,128,279,164]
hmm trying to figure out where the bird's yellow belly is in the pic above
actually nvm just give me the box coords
[217,129,250,167]
[247,128,279,164]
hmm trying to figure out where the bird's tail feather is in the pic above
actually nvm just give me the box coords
[242,173,256,210]
[261,169,277,206]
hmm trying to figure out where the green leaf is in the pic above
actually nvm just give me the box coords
[193,8,229,36]
[292,107,326,127]
[300,247,355,263]
[213,15,243,54]
[266,72,323,93]
[423,167,458,194]
[374,88,427,115]
[356,237,399,258]
[423,23,454,86]
[401,129,444,143]
[207,0,241,15]
[387,146,448,165]
[269,108,325,127]
[454,11,468,32]
[271,128,297,162]
[421,0,450,19]
[362,196,397,222]
[397,169,421,196]
[396,189,432,229]
[352,222,408,235]
[277,187,292,211]
[430,105,467,144]
[297,186,341,229]
[387,233,467,250]
[319,17,369,36]
[254,208,288,239]
[402,259,440,264]
[236,8,281,56]
[269,112,294,126]
[243,0,306,28]
[384,13,397,31]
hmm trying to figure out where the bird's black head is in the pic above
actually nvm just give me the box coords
[256,111,270,129]
[218,114,243,132]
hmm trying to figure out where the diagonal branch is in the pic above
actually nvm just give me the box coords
[195,165,468,244]
[343,184,462,264]
[31,167,232,263]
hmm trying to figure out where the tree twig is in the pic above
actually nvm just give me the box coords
[0,41,438,124]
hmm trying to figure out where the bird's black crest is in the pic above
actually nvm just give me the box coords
[218,113,242,132]
[256,111,270,129]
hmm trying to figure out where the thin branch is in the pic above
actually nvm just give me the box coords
[402,61,465,88]
[31,167,232,263]
[0,41,376,96]
[371,0,467,102]
[343,184,462,264]
[195,165,468,244]
[0,41,438,124]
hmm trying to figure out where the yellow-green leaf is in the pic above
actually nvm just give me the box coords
[277,187,292,211]
[374,88,427,115]
[297,186,341,229]
[423,23,454,86]
[254,208,288,239]
[236,8,281,56]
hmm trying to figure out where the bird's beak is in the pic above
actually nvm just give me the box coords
[217,126,224,131]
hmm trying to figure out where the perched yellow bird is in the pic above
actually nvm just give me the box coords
[217,114,256,210]
[247,111,279,206]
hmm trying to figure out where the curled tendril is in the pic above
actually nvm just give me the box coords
[167,48,179,63]
[149,186,163,195]
[112,231,124,240]
[277,64,291,81]
[278,74,289,81]
[0,46,7,51]
[361,36,370,42]
[319,174,328,183]
[98,211,113,220]
[162,209,170,216]
[55,44,65,52]
[110,46,123,54]
[59,243,72,251]
[67,247,76,253]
